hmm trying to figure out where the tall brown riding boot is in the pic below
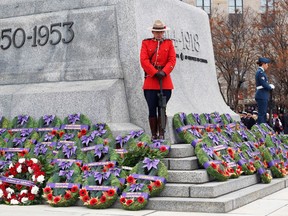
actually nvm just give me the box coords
[149,117,158,140]
[158,115,167,140]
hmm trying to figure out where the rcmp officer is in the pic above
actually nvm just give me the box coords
[140,20,176,140]
[255,57,274,124]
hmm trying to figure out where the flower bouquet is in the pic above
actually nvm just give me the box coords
[79,169,121,209]
[130,157,168,197]
[43,161,81,207]
[0,157,46,205]
[0,116,11,129]
[11,115,37,129]
[120,175,149,210]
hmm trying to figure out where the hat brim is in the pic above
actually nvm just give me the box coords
[148,27,170,31]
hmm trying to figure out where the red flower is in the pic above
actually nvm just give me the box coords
[126,199,133,206]
[51,130,57,135]
[147,185,152,192]
[137,196,145,204]
[137,142,144,148]
[100,195,106,203]
[18,149,28,157]
[28,193,35,200]
[0,150,5,156]
[81,165,89,171]
[58,131,65,137]
[107,189,115,197]
[126,176,135,184]
[71,185,78,193]
[16,184,23,190]
[106,163,114,169]
[54,196,61,203]
[160,146,167,152]
[82,195,90,202]
[64,192,72,200]
[79,188,87,197]
[120,197,126,204]
[75,162,81,167]
[211,162,218,169]
[47,193,53,201]
[89,198,97,205]
[154,180,162,187]
[81,129,87,135]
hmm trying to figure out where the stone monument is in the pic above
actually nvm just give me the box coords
[0,0,237,140]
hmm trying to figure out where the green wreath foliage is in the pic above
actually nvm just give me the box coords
[0,116,11,128]
[11,115,37,128]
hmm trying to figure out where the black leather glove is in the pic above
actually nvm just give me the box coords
[155,71,166,79]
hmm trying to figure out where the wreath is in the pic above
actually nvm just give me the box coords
[79,170,121,209]
[43,161,81,207]
[0,157,46,205]
[37,115,62,128]
[11,115,36,129]
[119,175,149,210]
[91,123,114,140]
[3,128,39,149]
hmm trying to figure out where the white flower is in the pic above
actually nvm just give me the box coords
[0,189,3,198]
[16,165,22,173]
[18,158,25,164]
[9,162,14,169]
[32,175,36,181]
[20,189,28,195]
[37,175,45,184]
[8,175,14,178]
[31,158,38,164]
[6,187,15,194]
[21,197,29,204]
[31,186,39,195]
[7,193,11,199]
[28,167,33,174]
[10,199,19,205]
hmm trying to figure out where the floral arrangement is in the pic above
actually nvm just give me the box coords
[119,175,149,210]
[43,160,81,207]
[3,128,39,149]
[11,115,36,129]
[0,157,46,205]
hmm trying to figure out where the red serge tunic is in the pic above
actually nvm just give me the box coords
[140,38,176,90]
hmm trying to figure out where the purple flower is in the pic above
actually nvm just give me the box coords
[58,161,73,170]
[17,115,29,126]
[94,171,111,184]
[20,129,33,137]
[94,144,109,158]
[5,152,15,161]
[63,133,74,141]
[59,170,74,181]
[44,133,55,141]
[63,144,77,158]
[94,123,106,130]
[129,183,144,192]
[129,130,144,138]
[81,135,93,147]
[34,143,48,156]
[142,157,160,171]
[180,112,186,124]
[110,168,121,177]
[68,113,80,124]
[43,115,55,126]
[12,137,27,147]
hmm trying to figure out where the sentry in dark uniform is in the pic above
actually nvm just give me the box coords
[255,57,274,124]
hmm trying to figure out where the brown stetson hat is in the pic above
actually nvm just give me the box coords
[148,20,170,31]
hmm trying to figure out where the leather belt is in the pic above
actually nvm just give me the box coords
[256,86,263,90]
[154,66,164,70]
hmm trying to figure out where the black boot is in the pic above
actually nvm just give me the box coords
[149,117,158,140]
[158,115,167,140]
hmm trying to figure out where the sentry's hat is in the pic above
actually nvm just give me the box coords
[148,20,170,32]
[257,57,271,64]
[252,110,258,115]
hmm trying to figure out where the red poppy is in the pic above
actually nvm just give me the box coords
[126,199,133,206]
[71,185,79,193]
[100,195,106,203]
[79,188,87,196]
[147,185,152,192]
[47,193,53,201]
[51,130,57,135]
[160,146,167,152]
[81,166,89,171]
[137,142,144,148]
[211,162,217,169]
[82,195,90,202]
[43,187,52,194]
[137,196,145,204]
[28,193,35,200]
[126,176,135,184]
[154,180,162,187]
[58,131,65,137]
[120,197,126,203]
[106,163,114,169]
[64,192,72,200]
[54,196,61,203]
[16,184,23,190]
[107,189,115,196]
[89,198,97,205]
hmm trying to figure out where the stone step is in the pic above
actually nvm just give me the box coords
[168,143,195,158]
[162,156,199,170]
[108,123,143,137]
[160,175,259,198]
[168,169,211,183]
[146,177,288,213]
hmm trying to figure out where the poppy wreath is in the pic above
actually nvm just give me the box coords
[119,175,149,210]
[0,116,11,129]
[209,112,224,125]
[37,115,62,128]
[0,157,46,205]
[261,146,286,178]
[186,113,201,125]
[62,113,91,135]
[80,127,114,149]
[172,112,188,141]
[11,115,37,129]
[2,129,39,149]
[220,113,234,125]
[42,161,82,207]
[79,170,121,209]
[265,135,282,148]
[233,148,257,175]
[194,142,229,181]
[91,123,114,140]
[129,157,168,197]
[260,123,274,133]
[199,113,211,125]
[148,139,171,158]
[251,124,268,140]
[253,160,272,183]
